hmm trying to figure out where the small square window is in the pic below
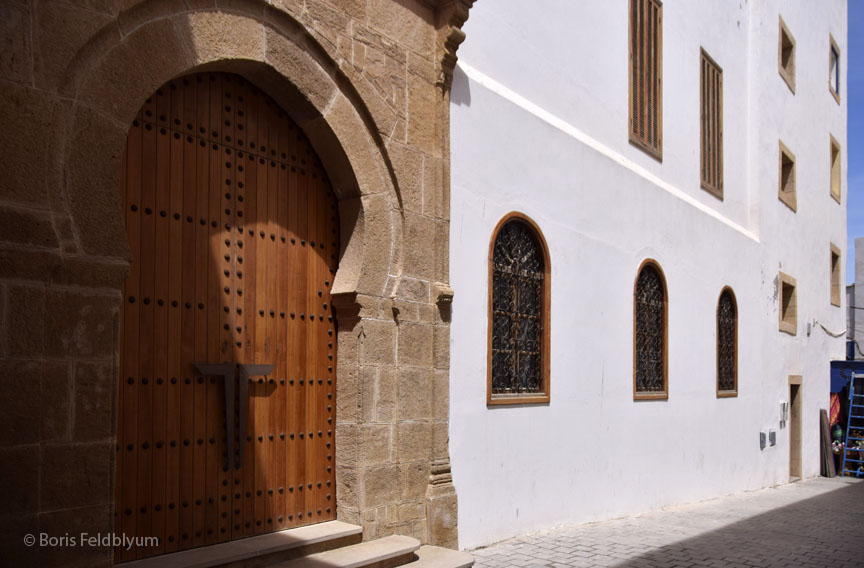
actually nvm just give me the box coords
[830,135,841,203]
[779,272,797,335]
[778,141,796,212]
[831,244,841,307]
[829,35,840,103]
[778,17,795,93]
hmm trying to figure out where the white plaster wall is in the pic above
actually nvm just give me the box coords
[449,0,847,551]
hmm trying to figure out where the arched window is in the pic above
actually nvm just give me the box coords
[634,260,668,399]
[488,213,551,405]
[717,288,738,397]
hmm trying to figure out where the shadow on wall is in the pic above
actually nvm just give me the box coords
[615,480,864,567]
[451,64,472,107]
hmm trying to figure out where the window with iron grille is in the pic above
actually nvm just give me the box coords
[700,49,723,198]
[634,261,667,399]
[717,288,737,397]
[629,0,663,160]
[488,214,550,405]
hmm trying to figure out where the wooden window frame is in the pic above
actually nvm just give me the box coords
[778,140,797,212]
[830,135,841,204]
[779,271,797,335]
[778,16,796,94]
[829,34,841,104]
[700,48,723,198]
[628,0,663,161]
[830,244,841,308]
[633,259,668,401]
[487,212,551,406]
[716,287,738,398]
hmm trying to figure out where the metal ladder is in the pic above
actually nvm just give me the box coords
[841,375,864,477]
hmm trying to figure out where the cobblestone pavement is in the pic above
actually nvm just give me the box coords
[470,477,864,568]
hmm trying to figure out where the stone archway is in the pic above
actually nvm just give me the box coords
[0,2,474,564]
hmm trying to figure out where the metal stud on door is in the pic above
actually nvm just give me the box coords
[117,73,339,562]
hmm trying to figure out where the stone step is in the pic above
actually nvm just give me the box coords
[409,545,474,568]
[123,521,363,568]
[272,534,420,568]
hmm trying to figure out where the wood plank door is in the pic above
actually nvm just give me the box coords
[116,72,339,562]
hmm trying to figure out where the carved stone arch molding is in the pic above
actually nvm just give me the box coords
[65,6,398,299]
[26,0,476,558]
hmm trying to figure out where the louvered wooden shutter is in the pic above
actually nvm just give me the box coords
[700,49,723,197]
[629,0,663,158]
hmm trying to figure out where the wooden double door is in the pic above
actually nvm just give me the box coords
[116,73,339,562]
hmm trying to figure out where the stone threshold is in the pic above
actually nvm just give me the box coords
[120,521,362,568]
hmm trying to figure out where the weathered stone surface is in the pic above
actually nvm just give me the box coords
[325,94,388,197]
[423,155,446,218]
[0,1,33,85]
[77,17,194,125]
[0,206,59,249]
[37,505,113,568]
[359,319,396,366]
[434,219,449,282]
[402,211,436,279]
[367,0,435,55]
[74,362,114,441]
[65,105,129,259]
[398,322,434,367]
[361,463,401,508]
[41,442,112,510]
[432,369,449,421]
[433,326,449,369]
[187,11,265,65]
[6,286,46,357]
[398,367,433,420]
[375,367,398,423]
[0,284,5,355]
[0,248,128,288]
[336,366,361,424]
[266,27,338,118]
[385,140,423,214]
[0,514,38,567]
[393,276,430,303]
[396,421,432,462]
[44,289,119,359]
[0,445,39,517]
[0,83,67,208]
[33,1,113,92]
[402,460,429,502]
[0,360,42,446]
[304,0,351,55]
[359,423,392,465]
[407,72,440,156]
[41,361,72,442]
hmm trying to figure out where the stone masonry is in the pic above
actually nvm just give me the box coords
[0,0,474,565]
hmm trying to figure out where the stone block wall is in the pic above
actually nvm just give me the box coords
[0,0,473,565]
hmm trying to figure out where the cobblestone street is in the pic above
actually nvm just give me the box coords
[470,477,864,568]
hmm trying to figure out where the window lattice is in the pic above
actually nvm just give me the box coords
[630,0,663,157]
[491,221,544,395]
[635,264,666,393]
[717,290,736,393]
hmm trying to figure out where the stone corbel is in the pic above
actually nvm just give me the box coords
[433,0,476,90]
[432,281,454,322]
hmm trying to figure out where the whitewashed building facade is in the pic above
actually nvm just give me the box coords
[448,0,847,550]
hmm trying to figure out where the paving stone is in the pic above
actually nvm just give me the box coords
[471,478,864,568]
